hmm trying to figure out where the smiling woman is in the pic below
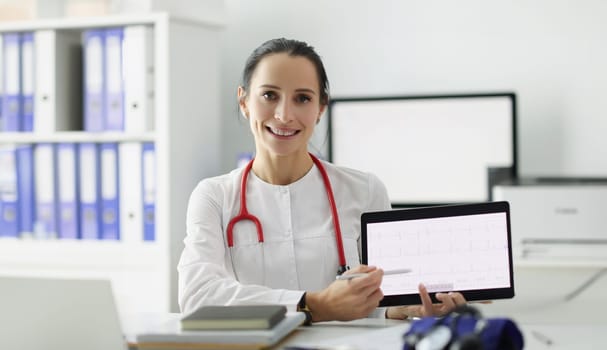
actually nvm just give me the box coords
[177,38,467,323]
[238,53,322,175]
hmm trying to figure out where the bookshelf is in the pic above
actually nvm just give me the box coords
[0,13,222,313]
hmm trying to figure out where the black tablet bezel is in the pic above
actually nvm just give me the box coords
[361,201,515,307]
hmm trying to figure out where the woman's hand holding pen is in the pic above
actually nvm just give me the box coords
[305,265,384,322]
[385,283,467,319]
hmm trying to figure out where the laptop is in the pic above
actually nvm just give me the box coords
[361,201,515,306]
[0,276,127,350]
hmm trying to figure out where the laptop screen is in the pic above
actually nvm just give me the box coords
[0,276,127,350]
[361,201,514,306]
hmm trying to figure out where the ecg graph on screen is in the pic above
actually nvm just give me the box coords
[367,213,510,295]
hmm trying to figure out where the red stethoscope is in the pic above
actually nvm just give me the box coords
[226,153,350,276]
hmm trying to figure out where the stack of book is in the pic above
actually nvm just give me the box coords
[133,305,305,350]
[180,305,287,330]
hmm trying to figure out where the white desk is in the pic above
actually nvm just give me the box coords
[285,321,607,350]
[275,318,408,349]
[122,313,607,350]
[122,314,407,349]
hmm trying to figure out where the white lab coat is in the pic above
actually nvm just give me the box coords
[177,159,391,314]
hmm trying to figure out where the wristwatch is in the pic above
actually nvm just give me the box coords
[297,292,313,326]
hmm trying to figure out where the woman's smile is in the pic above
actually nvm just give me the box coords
[266,126,300,137]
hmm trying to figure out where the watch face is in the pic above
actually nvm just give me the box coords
[298,293,307,310]
[297,293,313,325]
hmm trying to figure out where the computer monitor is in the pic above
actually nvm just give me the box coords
[328,93,517,207]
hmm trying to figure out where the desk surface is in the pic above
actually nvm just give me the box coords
[122,314,404,348]
[293,322,607,350]
[122,313,607,350]
[276,318,407,349]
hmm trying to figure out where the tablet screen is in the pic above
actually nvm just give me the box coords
[361,202,514,306]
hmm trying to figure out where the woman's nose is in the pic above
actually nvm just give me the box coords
[274,101,292,122]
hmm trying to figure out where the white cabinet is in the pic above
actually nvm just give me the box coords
[0,13,222,313]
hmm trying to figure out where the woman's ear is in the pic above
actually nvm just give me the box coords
[316,104,327,124]
[240,108,249,119]
[238,86,249,118]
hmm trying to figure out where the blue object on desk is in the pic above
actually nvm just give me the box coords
[402,305,523,350]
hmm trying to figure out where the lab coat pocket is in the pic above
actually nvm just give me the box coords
[228,221,265,285]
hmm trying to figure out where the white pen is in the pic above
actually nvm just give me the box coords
[531,330,553,346]
[335,268,412,280]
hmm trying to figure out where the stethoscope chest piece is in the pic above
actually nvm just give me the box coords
[416,325,452,350]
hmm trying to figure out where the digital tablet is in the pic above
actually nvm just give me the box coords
[361,201,514,306]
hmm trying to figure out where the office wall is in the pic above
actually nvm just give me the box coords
[219,0,607,177]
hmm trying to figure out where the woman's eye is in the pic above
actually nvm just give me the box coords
[262,92,277,100]
[296,95,312,103]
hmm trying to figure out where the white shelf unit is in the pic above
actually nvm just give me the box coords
[0,13,222,314]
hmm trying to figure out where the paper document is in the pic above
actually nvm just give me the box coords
[301,323,410,350]
[133,312,305,349]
